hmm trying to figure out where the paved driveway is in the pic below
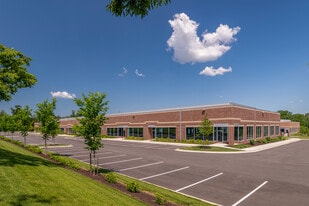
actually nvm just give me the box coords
[9,134,309,206]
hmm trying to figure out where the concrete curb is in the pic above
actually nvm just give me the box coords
[176,138,302,154]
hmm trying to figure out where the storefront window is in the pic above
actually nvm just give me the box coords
[234,126,244,141]
[256,126,262,138]
[155,127,176,139]
[107,128,118,136]
[270,126,274,136]
[276,126,280,135]
[247,126,254,139]
[264,126,269,137]
[186,127,211,140]
[128,128,143,137]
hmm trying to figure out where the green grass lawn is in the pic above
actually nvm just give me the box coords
[0,140,147,206]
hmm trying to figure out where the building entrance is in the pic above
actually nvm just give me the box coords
[213,125,228,142]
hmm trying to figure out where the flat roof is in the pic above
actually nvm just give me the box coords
[106,102,277,117]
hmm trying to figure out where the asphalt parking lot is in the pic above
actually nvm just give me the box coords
[9,134,309,206]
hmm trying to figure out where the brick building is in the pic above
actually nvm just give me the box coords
[59,103,299,145]
[280,120,300,136]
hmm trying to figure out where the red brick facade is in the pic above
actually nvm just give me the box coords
[58,103,300,145]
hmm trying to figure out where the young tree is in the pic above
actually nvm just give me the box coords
[0,111,9,136]
[106,0,171,18]
[74,92,109,175]
[7,115,18,139]
[10,105,22,138]
[198,116,213,145]
[14,105,34,145]
[0,44,37,101]
[35,98,59,154]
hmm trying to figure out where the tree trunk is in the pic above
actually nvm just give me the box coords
[96,152,99,175]
[44,138,47,155]
[89,151,92,175]
[203,135,205,145]
[93,150,97,175]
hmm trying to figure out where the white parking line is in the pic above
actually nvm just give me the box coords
[176,172,223,192]
[50,149,87,153]
[99,157,143,165]
[65,151,89,155]
[140,166,189,181]
[72,152,113,158]
[143,145,165,149]
[156,147,177,150]
[105,143,147,148]
[50,147,83,151]
[232,181,268,206]
[119,161,164,172]
[79,154,125,161]
[71,154,90,158]
[71,151,112,157]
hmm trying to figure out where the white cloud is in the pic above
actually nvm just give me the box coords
[50,91,76,99]
[199,66,232,76]
[118,67,128,77]
[135,69,145,77]
[167,13,240,64]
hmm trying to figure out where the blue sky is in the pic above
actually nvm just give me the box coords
[1,0,308,116]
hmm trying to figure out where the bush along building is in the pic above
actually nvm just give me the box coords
[59,103,300,145]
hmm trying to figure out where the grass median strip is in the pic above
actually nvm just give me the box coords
[181,145,241,152]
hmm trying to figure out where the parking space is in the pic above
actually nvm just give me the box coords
[103,140,179,151]
[178,171,267,206]
[8,134,309,206]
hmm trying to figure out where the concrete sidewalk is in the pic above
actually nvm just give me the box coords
[104,137,302,153]
[178,138,302,154]
[241,138,301,153]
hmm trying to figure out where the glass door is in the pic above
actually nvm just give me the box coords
[214,125,228,142]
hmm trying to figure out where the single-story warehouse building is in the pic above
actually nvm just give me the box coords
[58,103,300,145]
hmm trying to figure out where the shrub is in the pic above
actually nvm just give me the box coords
[126,136,145,140]
[27,145,42,154]
[155,194,167,205]
[49,153,80,170]
[202,139,210,145]
[126,181,139,193]
[255,139,262,144]
[249,139,255,145]
[265,137,271,142]
[281,136,288,140]
[16,140,25,147]
[0,136,10,142]
[188,139,195,144]
[105,172,117,183]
